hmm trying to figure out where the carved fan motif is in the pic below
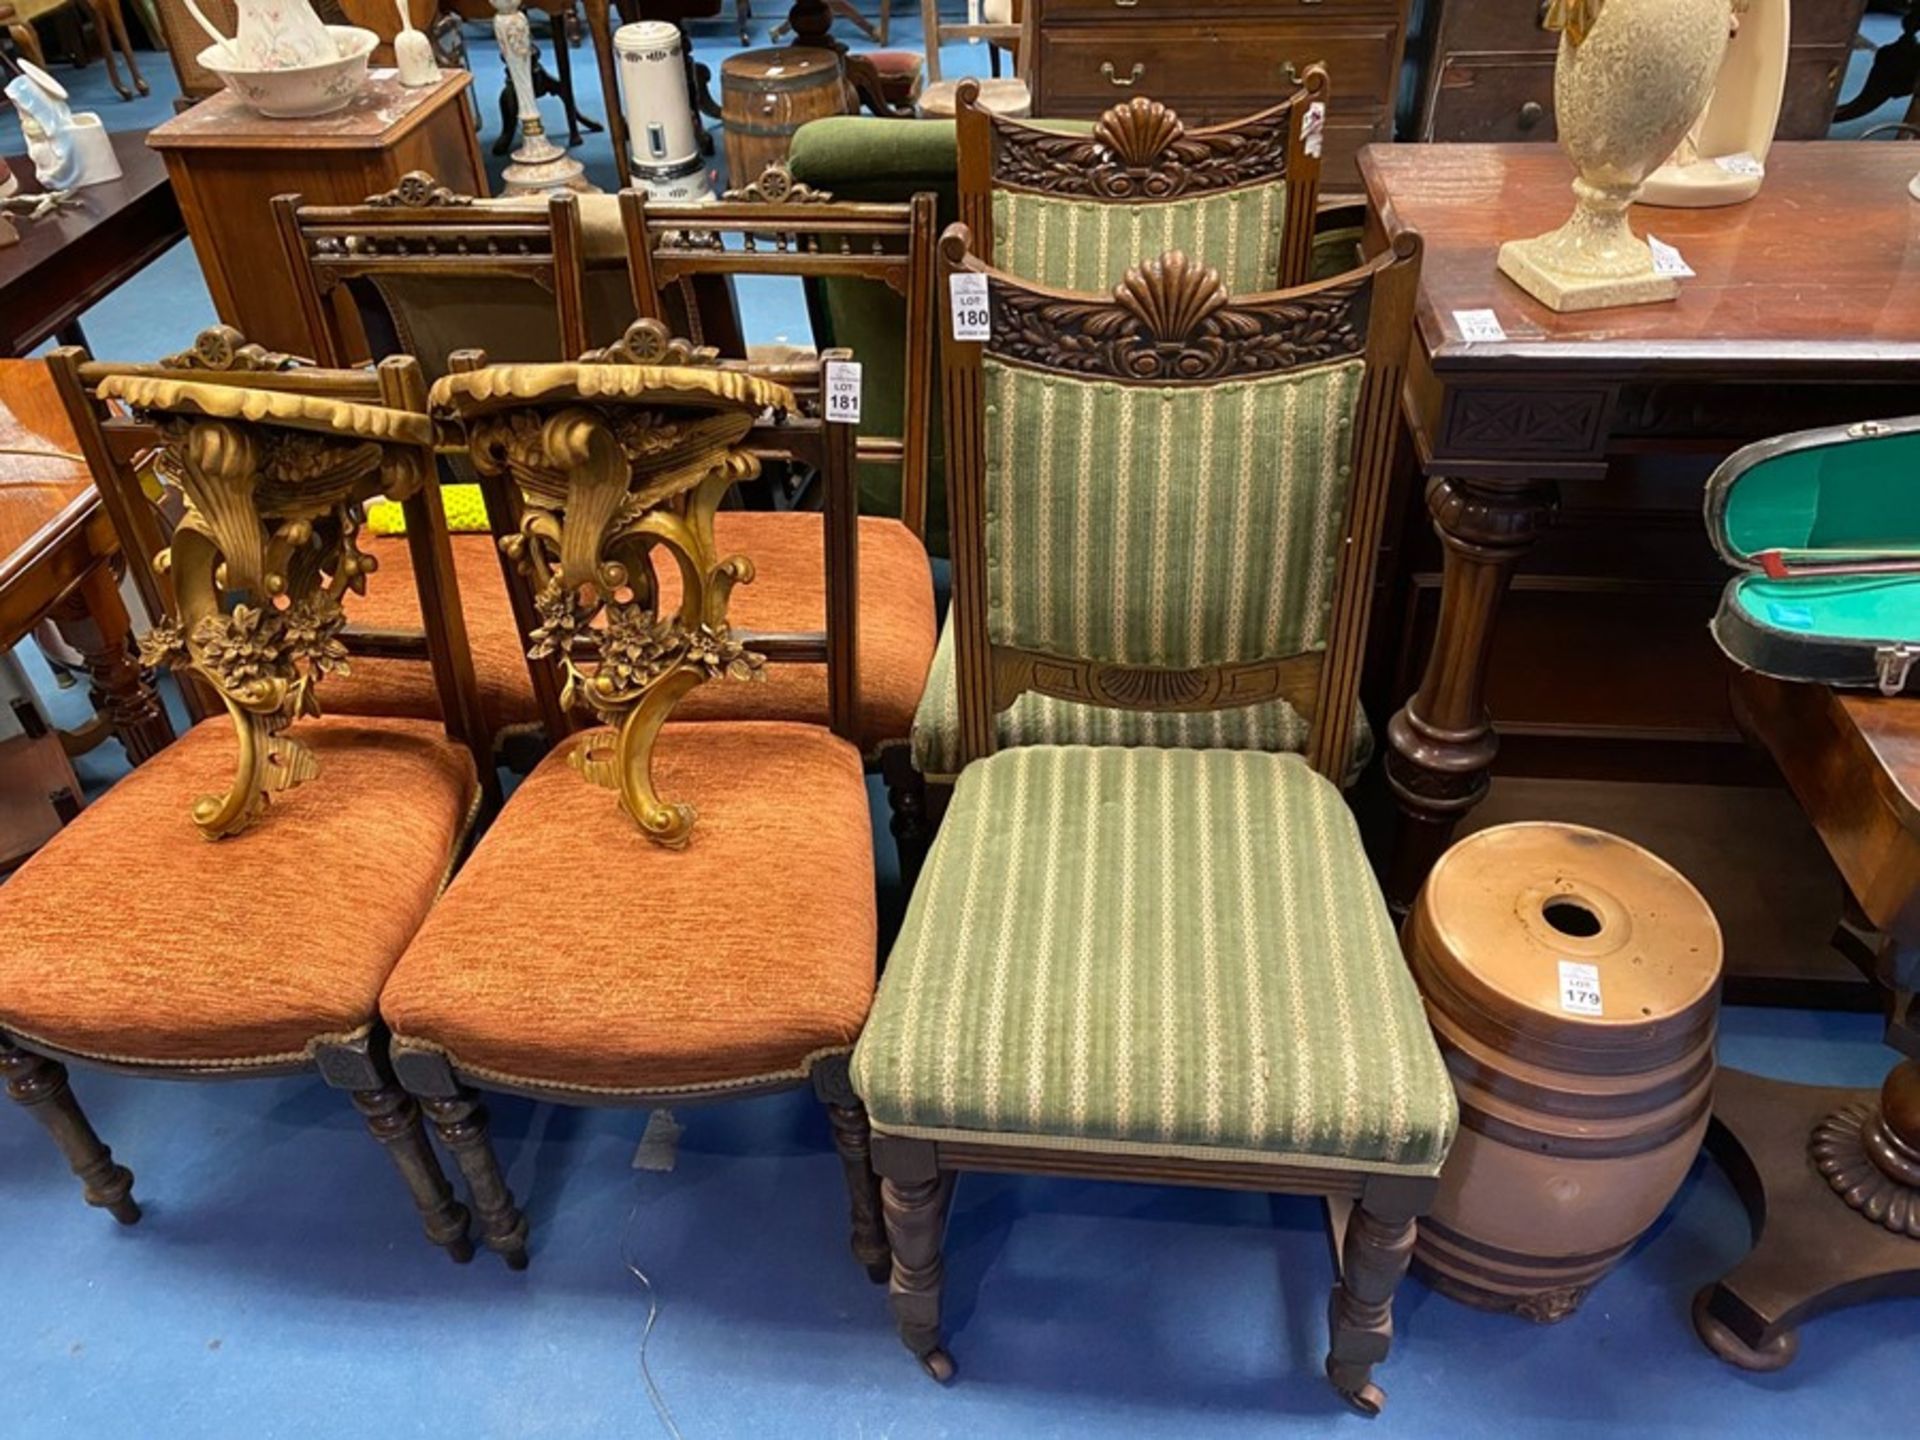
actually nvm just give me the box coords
[1092,664,1212,709]
[1093,99,1185,170]
[989,98,1291,200]
[986,252,1370,383]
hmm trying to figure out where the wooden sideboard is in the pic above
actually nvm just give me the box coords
[1023,0,1413,193]
[148,71,487,361]
[1410,0,1868,143]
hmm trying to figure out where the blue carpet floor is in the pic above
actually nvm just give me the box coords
[5,9,1920,1438]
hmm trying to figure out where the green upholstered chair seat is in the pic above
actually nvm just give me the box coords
[908,617,1373,781]
[851,745,1457,1174]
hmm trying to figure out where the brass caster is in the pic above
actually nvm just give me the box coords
[1327,1357,1385,1416]
[1341,1383,1385,1418]
[918,1348,956,1383]
[1692,1287,1798,1372]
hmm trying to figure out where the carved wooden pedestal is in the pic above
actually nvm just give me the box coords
[1694,1067,1920,1370]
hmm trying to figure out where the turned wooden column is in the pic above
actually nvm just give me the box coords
[1384,474,1555,908]
[49,563,174,765]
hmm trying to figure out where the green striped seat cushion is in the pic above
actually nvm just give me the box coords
[992,182,1288,294]
[851,745,1457,1173]
[908,616,1374,780]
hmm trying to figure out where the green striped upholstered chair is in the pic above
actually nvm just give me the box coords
[956,74,1327,297]
[850,226,1458,1414]
[900,77,1356,827]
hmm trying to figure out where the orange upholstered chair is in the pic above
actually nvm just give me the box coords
[274,182,938,787]
[373,325,887,1279]
[0,331,494,1259]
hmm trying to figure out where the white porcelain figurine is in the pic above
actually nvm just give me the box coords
[6,61,122,191]
[393,0,438,87]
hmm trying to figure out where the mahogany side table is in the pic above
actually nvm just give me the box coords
[0,361,172,773]
[148,70,488,361]
[1359,142,1920,913]
[1692,673,1920,1369]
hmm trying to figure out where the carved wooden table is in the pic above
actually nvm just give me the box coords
[0,130,185,359]
[1360,142,1920,912]
[148,70,487,361]
[0,361,172,769]
[1691,673,1920,1370]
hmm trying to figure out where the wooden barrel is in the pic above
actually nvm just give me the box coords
[1404,822,1722,1323]
[721,47,849,193]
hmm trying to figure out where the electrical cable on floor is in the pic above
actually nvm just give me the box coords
[623,1108,685,1440]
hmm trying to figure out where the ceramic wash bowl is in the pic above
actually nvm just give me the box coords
[198,25,377,118]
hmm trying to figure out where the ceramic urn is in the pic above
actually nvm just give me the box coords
[1498,0,1730,312]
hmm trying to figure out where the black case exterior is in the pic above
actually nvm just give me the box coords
[1704,417,1920,697]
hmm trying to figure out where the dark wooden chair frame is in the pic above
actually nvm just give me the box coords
[2,331,501,1264]
[865,223,1432,1413]
[387,337,889,1280]
[620,169,941,859]
[619,170,939,545]
[955,67,1329,293]
[271,175,594,373]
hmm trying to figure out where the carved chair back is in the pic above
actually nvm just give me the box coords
[45,326,496,839]
[619,167,940,541]
[957,75,1329,296]
[937,223,1421,782]
[272,174,617,378]
[429,320,861,846]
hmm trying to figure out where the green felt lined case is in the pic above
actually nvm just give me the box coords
[1706,417,1920,695]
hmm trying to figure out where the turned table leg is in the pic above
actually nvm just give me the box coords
[582,0,630,188]
[1384,474,1555,911]
[50,563,173,765]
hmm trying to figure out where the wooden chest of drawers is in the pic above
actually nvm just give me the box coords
[1025,0,1414,193]
[1412,0,1868,143]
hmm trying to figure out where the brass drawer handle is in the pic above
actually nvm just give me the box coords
[1281,60,1302,86]
[1518,100,1544,130]
[1113,0,1139,7]
[1101,61,1145,87]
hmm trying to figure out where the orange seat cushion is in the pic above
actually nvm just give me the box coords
[380,721,877,1094]
[325,531,542,736]
[0,716,478,1067]
[324,514,936,755]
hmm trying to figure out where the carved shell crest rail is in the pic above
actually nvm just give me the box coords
[988,96,1292,200]
[102,336,433,841]
[984,250,1371,383]
[430,320,797,848]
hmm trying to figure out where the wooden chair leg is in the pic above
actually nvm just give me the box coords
[421,1087,531,1270]
[98,0,148,95]
[826,1101,891,1282]
[1325,1191,1420,1416]
[0,1038,140,1224]
[80,0,133,98]
[881,748,932,898]
[880,1171,956,1381]
[349,1083,474,1263]
[735,0,751,45]
[7,22,48,73]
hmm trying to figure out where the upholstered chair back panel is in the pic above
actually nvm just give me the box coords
[991,181,1288,296]
[981,356,1365,672]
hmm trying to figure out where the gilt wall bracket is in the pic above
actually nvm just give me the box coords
[99,366,434,840]
[430,320,798,847]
